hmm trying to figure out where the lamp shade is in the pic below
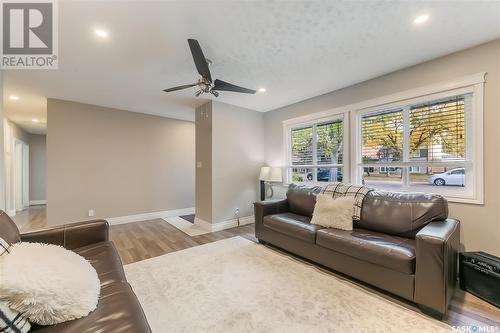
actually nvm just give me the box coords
[259,167,283,182]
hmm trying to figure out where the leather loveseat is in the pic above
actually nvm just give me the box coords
[254,184,460,317]
[0,211,151,333]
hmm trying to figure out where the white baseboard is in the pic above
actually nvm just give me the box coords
[195,215,254,232]
[107,207,195,225]
[6,209,16,217]
[238,216,255,226]
[194,217,212,231]
[29,200,47,206]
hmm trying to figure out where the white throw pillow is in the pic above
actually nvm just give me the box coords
[311,195,354,230]
[0,242,100,325]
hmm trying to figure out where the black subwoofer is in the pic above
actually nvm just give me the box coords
[459,251,500,308]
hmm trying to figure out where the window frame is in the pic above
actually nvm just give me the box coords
[282,72,485,204]
[284,113,349,184]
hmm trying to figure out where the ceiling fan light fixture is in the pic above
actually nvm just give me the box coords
[162,39,257,97]
[258,88,266,93]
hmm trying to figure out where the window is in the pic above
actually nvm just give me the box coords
[287,117,344,183]
[283,73,484,204]
[358,94,471,199]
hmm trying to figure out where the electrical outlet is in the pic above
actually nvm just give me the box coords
[235,208,239,217]
[88,209,94,217]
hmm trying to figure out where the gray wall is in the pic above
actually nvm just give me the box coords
[9,120,29,143]
[28,134,46,202]
[195,102,212,222]
[263,39,500,256]
[212,101,265,222]
[195,101,264,224]
[47,99,195,224]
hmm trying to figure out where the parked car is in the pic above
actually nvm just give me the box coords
[307,169,343,182]
[428,168,465,186]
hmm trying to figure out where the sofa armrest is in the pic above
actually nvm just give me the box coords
[20,219,109,250]
[414,218,460,316]
[254,199,289,239]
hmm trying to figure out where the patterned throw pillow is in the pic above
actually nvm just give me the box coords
[0,237,10,258]
[0,301,31,333]
[0,238,31,333]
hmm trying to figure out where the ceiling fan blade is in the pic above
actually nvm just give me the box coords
[188,39,212,82]
[212,79,256,94]
[163,83,197,92]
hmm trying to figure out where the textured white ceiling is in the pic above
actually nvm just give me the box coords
[4,0,500,134]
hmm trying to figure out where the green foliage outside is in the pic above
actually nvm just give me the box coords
[361,98,465,163]
[291,121,343,165]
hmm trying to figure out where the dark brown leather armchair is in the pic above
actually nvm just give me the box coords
[0,211,151,333]
[255,185,460,317]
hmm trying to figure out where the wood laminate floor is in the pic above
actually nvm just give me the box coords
[14,206,500,329]
[11,205,48,232]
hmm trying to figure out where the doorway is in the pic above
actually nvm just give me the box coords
[13,139,30,212]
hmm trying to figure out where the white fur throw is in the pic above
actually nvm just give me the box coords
[311,195,354,230]
[0,242,100,325]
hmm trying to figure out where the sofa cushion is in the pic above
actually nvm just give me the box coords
[286,184,322,218]
[74,241,127,288]
[316,228,416,274]
[30,282,151,333]
[358,191,448,238]
[264,213,325,243]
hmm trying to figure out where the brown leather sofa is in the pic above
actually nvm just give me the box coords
[254,185,460,317]
[0,211,151,333]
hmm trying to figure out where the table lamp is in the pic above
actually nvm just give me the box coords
[259,167,283,201]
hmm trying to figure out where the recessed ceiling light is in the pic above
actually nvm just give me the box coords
[95,29,109,38]
[31,118,39,123]
[258,88,266,93]
[413,14,429,25]
[9,95,19,101]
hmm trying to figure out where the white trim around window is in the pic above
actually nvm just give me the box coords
[282,72,485,204]
[284,113,349,183]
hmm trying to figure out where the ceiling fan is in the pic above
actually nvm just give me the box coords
[163,39,256,97]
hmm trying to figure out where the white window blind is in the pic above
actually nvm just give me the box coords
[359,94,471,196]
[291,126,313,165]
[409,96,465,162]
[288,118,344,183]
[317,121,343,165]
[362,109,404,164]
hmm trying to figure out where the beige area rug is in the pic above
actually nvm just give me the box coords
[124,237,451,333]
[162,216,210,236]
